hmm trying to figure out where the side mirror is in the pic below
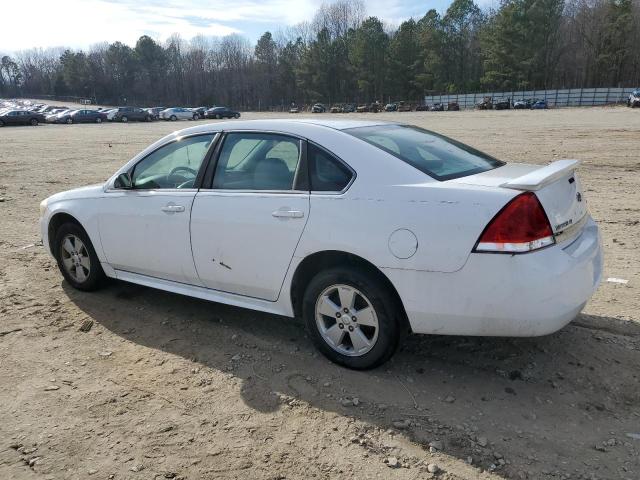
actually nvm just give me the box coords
[114,172,132,189]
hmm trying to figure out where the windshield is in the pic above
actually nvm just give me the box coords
[345,124,504,181]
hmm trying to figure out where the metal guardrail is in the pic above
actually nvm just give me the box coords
[424,87,637,109]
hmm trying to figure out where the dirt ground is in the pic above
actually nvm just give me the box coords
[1,106,639,480]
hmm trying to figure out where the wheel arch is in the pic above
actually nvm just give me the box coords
[289,250,410,332]
[47,212,87,254]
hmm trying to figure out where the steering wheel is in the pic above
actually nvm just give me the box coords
[166,166,198,187]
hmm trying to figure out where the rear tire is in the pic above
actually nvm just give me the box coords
[121,116,128,123]
[170,115,177,121]
[66,118,73,124]
[192,114,198,120]
[0,120,4,127]
[96,117,102,123]
[53,223,105,291]
[302,267,402,369]
[30,118,38,126]
[234,113,240,119]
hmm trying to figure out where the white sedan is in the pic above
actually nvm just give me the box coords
[160,107,198,121]
[40,119,603,369]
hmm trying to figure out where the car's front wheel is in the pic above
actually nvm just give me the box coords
[54,223,105,291]
[170,115,177,121]
[66,118,73,124]
[302,267,402,369]
[30,118,39,126]
[96,117,102,123]
[121,116,128,123]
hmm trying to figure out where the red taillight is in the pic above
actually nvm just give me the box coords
[475,192,554,253]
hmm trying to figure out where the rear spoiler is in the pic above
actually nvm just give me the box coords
[501,159,580,191]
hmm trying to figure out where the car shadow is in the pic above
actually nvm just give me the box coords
[63,280,640,478]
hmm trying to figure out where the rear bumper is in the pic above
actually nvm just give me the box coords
[384,217,603,337]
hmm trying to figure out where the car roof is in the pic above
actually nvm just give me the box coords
[174,118,393,137]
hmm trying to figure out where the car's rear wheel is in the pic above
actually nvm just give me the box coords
[192,114,198,120]
[54,223,105,291]
[66,118,73,124]
[96,117,102,123]
[234,113,240,119]
[302,267,401,369]
[215,114,221,119]
[121,116,128,123]
[0,120,4,127]
[170,115,177,121]
[30,118,39,126]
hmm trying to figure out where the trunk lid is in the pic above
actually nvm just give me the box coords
[450,160,588,239]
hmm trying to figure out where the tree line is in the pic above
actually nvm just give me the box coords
[1,0,639,109]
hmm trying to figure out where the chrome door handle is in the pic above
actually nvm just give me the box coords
[272,209,304,218]
[161,204,185,213]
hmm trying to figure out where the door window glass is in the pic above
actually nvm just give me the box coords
[212,133,300,190]
[132,134,215,189]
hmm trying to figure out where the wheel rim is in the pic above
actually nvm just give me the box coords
[315,284,379,357]
[96,118,102,123]
[60,234,91,283]
[31,119,38,126]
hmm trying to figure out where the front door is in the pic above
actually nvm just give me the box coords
[99,133,217,284]
[190,132,309,301]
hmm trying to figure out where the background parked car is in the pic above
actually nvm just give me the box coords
[189,107,208,119]
[447,102,460,111]
[494,98,511,110]
[146,107,166,119]
[330,104,344,113]
[205,106,241,119]
[342,103,356,113]
[476,96,493,109]
[513,99,533,109]
[627,90,640,107]
[397,101,412,112]
[311,103,326,113]
[356,104,370,112]
[0,109,45,126]
[429,103,445,111]
[112,107,152,122]
[55,109,107,124]
[415,104,429,111]
[289,105,300,113]
[159,107,195,121]
[531,99,549,109]
[384,102,397,112]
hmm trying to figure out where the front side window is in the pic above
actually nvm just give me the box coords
[345,125,504,181]
[131,134,215,189]
[212,133,301,190]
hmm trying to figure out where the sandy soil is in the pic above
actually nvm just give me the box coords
[0,107,639,480]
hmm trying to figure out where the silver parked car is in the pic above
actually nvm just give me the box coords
[160,107,198,121]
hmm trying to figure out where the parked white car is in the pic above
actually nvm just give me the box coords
[40,119,603,368]
[160,107,198,121]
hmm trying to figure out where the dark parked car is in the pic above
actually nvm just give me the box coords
[415,104,429,111]
[384,103,397,112]
[356,104,370,113]
[494,98,511,110]
[330,104,344,113]
[397,101,412,112]
[342,103,356,113]
[627,90,640,107]
[476,96,493,110]
[55,109,107,124]
[429,103,445,111]
[311,103,326,113]
[513,99,533,109]
[112,107,152,122]
[190,107,208,119]
[205,106,240,119]
[0,110,45,127]
[447,102,460,111]
[531,99,548,109]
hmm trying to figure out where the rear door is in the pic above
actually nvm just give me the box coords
[190,131,309,301]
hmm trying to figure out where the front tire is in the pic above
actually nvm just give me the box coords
[96,117,102,123]
[234,113,240,119]
[54,223,105,291]
[302,267,402,369]
[30,118,39,126]
[170,115,177,121]
[121,116,128,123]
[66,118,73,124]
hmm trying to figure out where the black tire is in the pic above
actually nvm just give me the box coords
[53,223,106,291]
[0,120,4,127]
[234,113,240,119]
[192,114,198,120]
[66,118,73,124]
[215,114,221,119]
[170,115,177,121]
[302,267,402,369]
[121,116,128,123]
[96,117,102,123]
[146,115,152,122]
[30,118,39,126]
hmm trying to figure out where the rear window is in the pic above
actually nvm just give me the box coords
[345,124,504,181]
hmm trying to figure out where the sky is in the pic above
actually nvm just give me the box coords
[0,0,492,53]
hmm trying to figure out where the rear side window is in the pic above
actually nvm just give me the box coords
[345,125,504,181]
[308,143,353,192]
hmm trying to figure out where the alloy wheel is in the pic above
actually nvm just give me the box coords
[315,284,379,357]
[60,234,91,283]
